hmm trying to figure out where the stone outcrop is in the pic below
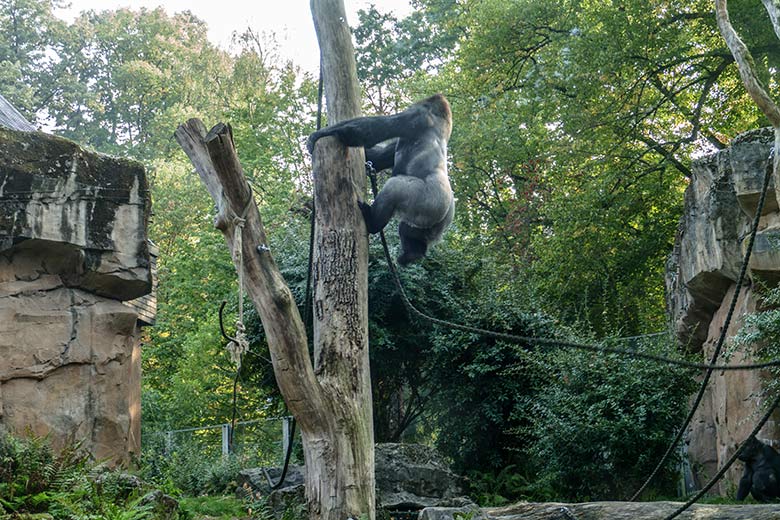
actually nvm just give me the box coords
[374,442,466,509]
[0,125,151,463]
[239,443,469,517]
[0,127,151,299]
[666,127,780,494]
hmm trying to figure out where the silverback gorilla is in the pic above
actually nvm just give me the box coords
[307,94,454,265]
[737,436,780,502]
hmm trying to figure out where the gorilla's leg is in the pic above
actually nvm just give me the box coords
[360,176,423,234]
[398,222,429,265]
[737,469,752,500]
[751,468,779,502]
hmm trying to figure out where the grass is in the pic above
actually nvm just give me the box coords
[179,495,249,519]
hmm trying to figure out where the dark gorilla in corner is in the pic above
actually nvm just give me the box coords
[736,436,780,502]
[307,94,454,266]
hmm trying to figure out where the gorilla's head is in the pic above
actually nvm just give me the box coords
[738,437,763,462]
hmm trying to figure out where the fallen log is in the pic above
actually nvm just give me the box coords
[486,501,780,519]
[420,501,780,519]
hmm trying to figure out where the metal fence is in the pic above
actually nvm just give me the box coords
[148,416,295,466]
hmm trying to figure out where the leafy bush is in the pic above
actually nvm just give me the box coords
[467,465,554,506]
[522,336,696,500]
[733,285,780,395]
[140,436,248,496]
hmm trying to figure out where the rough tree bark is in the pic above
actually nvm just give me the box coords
[306,0,375,517]
[174,1,375,518]
[760,0,780,40]
[306,0,375,518]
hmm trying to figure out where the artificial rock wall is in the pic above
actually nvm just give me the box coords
[0,126,151,463]
[666,127,780,494]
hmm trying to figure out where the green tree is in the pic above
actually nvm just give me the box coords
[369,0,779,335]
[44,8,231,160]
[353,3,456,113]
[0,0,71,119]
[525,340,696,500]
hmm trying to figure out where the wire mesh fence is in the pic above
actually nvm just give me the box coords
[145,417,297,468]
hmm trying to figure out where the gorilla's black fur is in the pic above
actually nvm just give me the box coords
[736,436,780,502]
[307,94,454,265]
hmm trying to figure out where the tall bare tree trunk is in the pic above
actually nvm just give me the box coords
[307,1,375,518]
[175,1,375,518]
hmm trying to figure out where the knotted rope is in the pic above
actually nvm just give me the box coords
[226,193,253,369]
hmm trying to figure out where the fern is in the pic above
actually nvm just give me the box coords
[0,432,165,519]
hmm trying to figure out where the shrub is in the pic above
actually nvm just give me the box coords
[466,465,554,506]
[140,437,247,496]
[733,285,780,395]
[522,336,696,500]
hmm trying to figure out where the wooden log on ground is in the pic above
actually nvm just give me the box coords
[481,501,780,519]
[419,501,780,520]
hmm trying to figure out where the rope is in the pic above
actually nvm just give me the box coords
[226,195,253,369]
[629,145,775,501]
[221,190,254,453]
[663,392,780,519]
[365,145,776,514]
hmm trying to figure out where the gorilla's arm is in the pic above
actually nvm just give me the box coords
[365,139,398,172]
[737,467,753,500]
[307,108,423,153]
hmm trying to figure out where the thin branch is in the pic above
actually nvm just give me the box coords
[174,119,328,432]
[638,135,692,178]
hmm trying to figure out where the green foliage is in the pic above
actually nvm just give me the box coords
[47,8,230,160]
[467,465,553,506]
[140,438,243,497]
[733,285,780,395]
[0,432,90,514]
[522,337,696,500]
[7,0,776,507]
[0,0,70,119]
[49,489,156,520]
[369,0,779,335]
[0,432,166,520]
[453,511,476,520]
[243,490,305,520]
[179,496,246,519]
[427,304,557,471]
[362,240,556,473]
[243,493,273,520]
[353,3,455,113]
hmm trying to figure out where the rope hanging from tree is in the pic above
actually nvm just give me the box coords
[365,162,780,372]
[226,197,252,369]
[630,145,776,502]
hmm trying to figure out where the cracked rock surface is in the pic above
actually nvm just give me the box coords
[0,127,150,463]
[666,127,780,494]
